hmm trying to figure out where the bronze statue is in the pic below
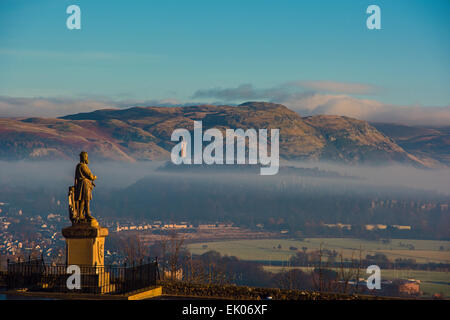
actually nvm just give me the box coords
[69,151,98,225]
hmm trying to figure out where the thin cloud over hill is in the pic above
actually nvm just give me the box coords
[1,80,449,126]
[193,82,450,126]
[0,95,185,118]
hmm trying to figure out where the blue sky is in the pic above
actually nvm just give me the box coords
[0,0,449,121]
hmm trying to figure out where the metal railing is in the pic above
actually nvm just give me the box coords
[6,257,159,295]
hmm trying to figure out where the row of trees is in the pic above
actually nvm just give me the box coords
[95,174,449,240]
[107,233,366,294]
[107,231,449,298]
[289,248,449,271]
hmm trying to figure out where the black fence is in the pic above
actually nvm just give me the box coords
[6,257,159,295]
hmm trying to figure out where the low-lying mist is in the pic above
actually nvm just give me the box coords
[1,160,448,238]
[0,160,449,195]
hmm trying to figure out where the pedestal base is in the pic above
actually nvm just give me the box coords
[62,223,108,267]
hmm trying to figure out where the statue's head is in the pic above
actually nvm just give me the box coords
[79,151,89,164]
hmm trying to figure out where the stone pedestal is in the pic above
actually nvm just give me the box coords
[62,223,108,267]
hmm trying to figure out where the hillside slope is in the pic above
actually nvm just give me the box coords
[0,102,429,166]
[372,122,450,167]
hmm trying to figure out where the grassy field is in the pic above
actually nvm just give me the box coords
[263,266,450,297]
[187,237,450,297]
[187,238,450,264]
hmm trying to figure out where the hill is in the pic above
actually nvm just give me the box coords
[0,102,440,167]
[372,122,450,167]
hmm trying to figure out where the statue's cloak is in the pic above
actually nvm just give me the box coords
[74,162,95,201]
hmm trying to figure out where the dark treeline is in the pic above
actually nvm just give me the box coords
[288,249,450,271]
[1,164,449,240]
[108,232,434,297]
[95,171,449,239]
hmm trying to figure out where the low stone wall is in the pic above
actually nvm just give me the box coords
[160,281,382,300]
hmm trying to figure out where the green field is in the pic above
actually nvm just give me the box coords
[263,266,450,297]
[187,238,450,264]
[187,238,450,297]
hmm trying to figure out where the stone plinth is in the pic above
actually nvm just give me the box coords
[62,223,108,267]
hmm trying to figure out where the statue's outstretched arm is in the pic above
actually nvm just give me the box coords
[81,163,96,181]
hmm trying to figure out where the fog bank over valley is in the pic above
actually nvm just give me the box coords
[0,160,449,195]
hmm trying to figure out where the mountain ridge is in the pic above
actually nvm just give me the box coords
[0,102,447,167]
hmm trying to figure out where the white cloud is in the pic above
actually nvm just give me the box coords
[0,96,112,118]
[1,80,449,126]
[282,92,450,126]
[192,82,450,126]
[0,96,185,118]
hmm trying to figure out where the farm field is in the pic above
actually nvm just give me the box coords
[187,238,450,264]
[262,266,450,297]
[187,237,450,297]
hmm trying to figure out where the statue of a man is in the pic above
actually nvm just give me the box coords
[74,151,97,222]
